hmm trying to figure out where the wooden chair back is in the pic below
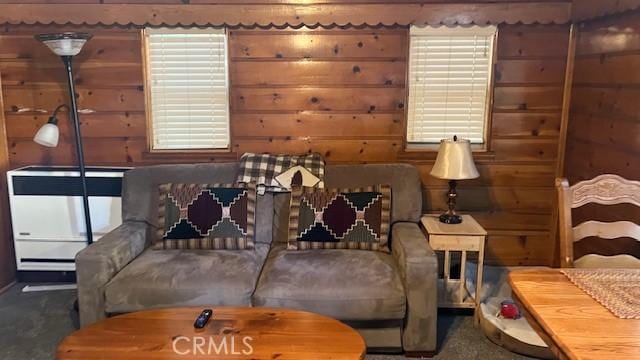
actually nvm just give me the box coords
[556,174,640,268]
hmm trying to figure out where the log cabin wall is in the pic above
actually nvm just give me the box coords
[565,10,640,259]
[0,0,583,272]
[571,0,640,21]
[0,23,571,267]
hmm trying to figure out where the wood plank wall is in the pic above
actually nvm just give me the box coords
[565,11,640,259]
[0,74,15,292]
[0,23,570,266]
[572,0,640,21]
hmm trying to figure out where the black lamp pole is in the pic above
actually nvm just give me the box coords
[61,55,93,245]
[35,33,94,246]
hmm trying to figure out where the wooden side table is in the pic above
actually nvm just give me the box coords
[421,214,487,309]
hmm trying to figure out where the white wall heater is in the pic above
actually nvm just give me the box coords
[7,166,129,271]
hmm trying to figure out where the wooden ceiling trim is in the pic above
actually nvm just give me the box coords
[571,0,640,22]
[0,0,571,3]
[0,3,571,26]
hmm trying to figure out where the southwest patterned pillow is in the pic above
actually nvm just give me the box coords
[155,183,256,250]
[288,185,391,252]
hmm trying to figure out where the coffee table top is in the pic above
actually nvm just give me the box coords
[509,269,640,360]
[58,307,366,359]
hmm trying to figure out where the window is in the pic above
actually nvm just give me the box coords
[406,25,497,146]
[144,28,230,150]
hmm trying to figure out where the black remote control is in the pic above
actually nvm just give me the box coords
[194,309,213,329]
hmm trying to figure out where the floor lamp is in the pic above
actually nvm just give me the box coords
[33,32,94,246]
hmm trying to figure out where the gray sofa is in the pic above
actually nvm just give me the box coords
[76,163,438,355]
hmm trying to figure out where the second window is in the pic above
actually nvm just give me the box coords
[406,25,497,147]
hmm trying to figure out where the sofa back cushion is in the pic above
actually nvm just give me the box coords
[122,163,421,246]
[122,163,273,245]
[154,183,256,250]
[274,163,422,243]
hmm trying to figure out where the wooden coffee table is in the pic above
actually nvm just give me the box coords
[57,307,366,359]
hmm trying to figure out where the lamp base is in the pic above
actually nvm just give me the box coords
[439,213,463,224]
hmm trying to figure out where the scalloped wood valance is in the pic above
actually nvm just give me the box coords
[0,3,571,27]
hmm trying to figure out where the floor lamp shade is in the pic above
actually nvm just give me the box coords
[34,32,92,56]
[33,122,59,148]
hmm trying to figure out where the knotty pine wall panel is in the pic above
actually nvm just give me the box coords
[568,12,640,183]
[0,24,570,266]
[228,27,406,165]
[565,11,640,259]
[437,24,568,265]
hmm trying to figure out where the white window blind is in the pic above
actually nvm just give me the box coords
[407,25,496,145]
[145,28,230,150]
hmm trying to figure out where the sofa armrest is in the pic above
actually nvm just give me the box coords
[75,221,150,327]
[391,222,438,354]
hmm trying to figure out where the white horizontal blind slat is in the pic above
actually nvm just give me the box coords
[146,28,230,150]
[407,26,496,145]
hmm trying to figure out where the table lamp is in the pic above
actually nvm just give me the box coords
[430,136,479,224]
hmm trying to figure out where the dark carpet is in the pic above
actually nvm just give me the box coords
[0,283,533,360]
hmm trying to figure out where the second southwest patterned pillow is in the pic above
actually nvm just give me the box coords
[288,185,391,252]
[155,183,256,250]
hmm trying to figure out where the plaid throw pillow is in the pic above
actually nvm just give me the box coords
[155,183,256,250]
[236,153,325,194]
[288,185,392,252]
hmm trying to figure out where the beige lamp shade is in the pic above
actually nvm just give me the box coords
[430,137,480,180]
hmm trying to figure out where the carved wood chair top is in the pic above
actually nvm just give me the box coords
[556,174,640,268]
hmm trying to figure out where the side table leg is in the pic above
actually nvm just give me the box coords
[460,250,467,304]
[444,250,450,295]
[475,238,486,324]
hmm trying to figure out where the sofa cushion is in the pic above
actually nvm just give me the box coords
[122,164,275,246]
[104,247,266,313]
[155,183,256,250]
[324,164,422,223]
[287,185,392,252]
[272,164,423,244]
[253,245,406,320]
